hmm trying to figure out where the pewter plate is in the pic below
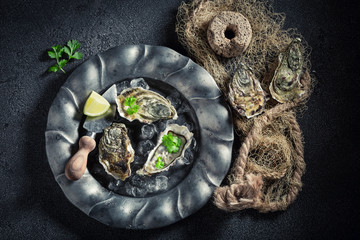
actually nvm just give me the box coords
[45,45,233,229]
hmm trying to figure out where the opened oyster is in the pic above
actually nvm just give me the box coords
[269,38,306,103]
[98,123,135,181]
[116,87,178,123]
[137,124,193,176]
[228,63,267,118]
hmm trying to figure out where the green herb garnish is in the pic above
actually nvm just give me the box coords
[48,45,67,73]
[124,96,139,115]
[162,132,182,153]
[155,156,165,169]
[63,40,83,60]
[48,40,83,73]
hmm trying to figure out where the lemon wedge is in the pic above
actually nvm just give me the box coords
[83,91,110,117]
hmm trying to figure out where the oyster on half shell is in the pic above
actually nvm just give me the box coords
[98,123,135,181]
[228,63,267,118]
[269,38,306,103]
[116,87,178,124]
[137,124,193,176]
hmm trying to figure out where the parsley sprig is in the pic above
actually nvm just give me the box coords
[155,156,165,169]
[162,132,182,153]
[124,96,139,115]
[48,40,83,73]
[63,40,83,60]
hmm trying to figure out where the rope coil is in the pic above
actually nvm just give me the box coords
[213,103,306,212]
[176,0,313,212]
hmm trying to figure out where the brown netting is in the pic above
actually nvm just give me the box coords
[176,0,314,212]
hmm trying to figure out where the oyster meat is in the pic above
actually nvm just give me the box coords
[137,124,193,176]
[98,123,135,181]
[269,38,306,103]
[116,87,178,123]
[228,63,267,118]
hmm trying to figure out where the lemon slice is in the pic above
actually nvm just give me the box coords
[83,91,110,117]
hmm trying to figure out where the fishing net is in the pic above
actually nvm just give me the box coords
[176,0,314,212]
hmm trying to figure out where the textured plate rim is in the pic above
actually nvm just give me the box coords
[45,45,233,229]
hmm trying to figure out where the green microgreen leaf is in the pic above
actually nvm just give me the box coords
[132,104,139,112]
[63,46,71,56]
[48,51,56,59]
[162,132,182,153]
[124,97,139,115]
[48,65,59,72]
[47,40,83,74]
[125,96,135,106]
[72,51,83,60]
[59,59,68,68]
[125,108,135,115]
[58,47,64,56]
[74,42,81,51]
[155,156,165,169]
[52,45,62,52]
[68,39,81,51]
[65,40,83,60]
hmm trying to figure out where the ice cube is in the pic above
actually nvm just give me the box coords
[170,115,193,131]
[137,140,155,156]
[130,78,149,89]
[145,180,156,193]
[125,182,133,195]
[178,157,191,165]
[134,187,147,197]
[140,124,156,139]
[167,94,182,109]
[184,148,194,161]
[190,138,197,150]
[133,155,143,164]
[183,121,194,132]
[177,103,191,114]
[108,182,116,191]
[155,175,168,191]
[155,120,168,132]
[115,179,124,188]
[172,114,186,125]
[131,175,145,187]
[117,80,130,93]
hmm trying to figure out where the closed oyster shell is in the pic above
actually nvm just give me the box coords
[137,124,193,176]
[269,38,306,103]
[228,63,267,118]
[98,123,135,181]
[116,87,178,123]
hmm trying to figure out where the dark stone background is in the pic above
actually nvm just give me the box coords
[0,0,359,239]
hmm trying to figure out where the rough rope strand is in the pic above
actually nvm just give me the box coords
[255,114,305,212]
[213,102,302,211]
[285,114,305,205]
[176,0,312,212]
[213,126,257,211]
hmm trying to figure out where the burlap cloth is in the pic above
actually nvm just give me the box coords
[176,0,314,212]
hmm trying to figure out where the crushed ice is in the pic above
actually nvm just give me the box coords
[140,124,156,139]
[130,78,149,89]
